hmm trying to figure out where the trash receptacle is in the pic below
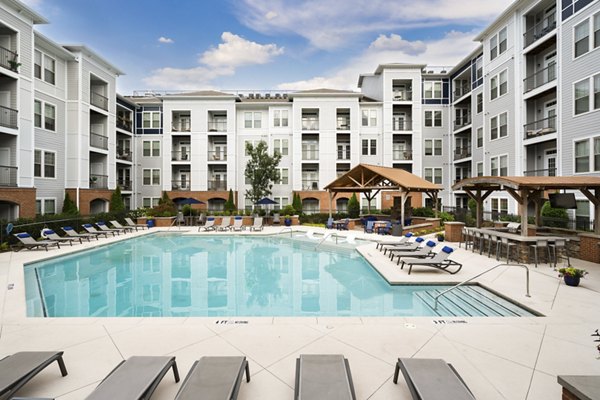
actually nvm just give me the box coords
[391,222,402,236]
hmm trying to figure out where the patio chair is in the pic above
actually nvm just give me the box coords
[218,217,232,231]
[12,233,60,251]
[326,217,334,229]
[124,217,149,231]
[110,220,134,233]
[377,232,414,252]
[250,217,263,232]
[377,221,392,235]
[62,226,98,241]
[363,220,375,234]
[0,351,68,399]
[393,358,475,400]
[391,240,437,265]
[232,216,244,231]
[294,354,356,400]
[95,221,122,235]
[85,356,180,400]
[174,356,250,400]
[385,237,425,256]
[42,229,80,245]
[82,224,110,238]
[199,217,216,232]
[337,218,349,231]
[399,246,463,275]
[273,213,281,225]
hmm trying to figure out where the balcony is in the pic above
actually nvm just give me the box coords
[172,180,191,191]
[90,92,108,111]
[116,148,132,162]
[454,146,472,161]
[0,165,17,187]
[336,117,350,130]
[208,180,227,191]
[523,168,556,177]
[0,105,18,129]
[117,117,132,132]
[171,151,190,161]
[0,46,19,73]
[117,179,132,191]
[393,90,412,101]
[90,174,108,189]
[90,132,108,150]
[302,117,319,131]
[524,64,556,93]
[524,12,556,48]
[392,117,412,131]
[302,149,319,161]
[302,180,319,191]
[523,115,556,139]
[208,150,227,161]
[454,114,471,131]
[392,149,413,161]
[205,120,226,132]
[453,82,471,100]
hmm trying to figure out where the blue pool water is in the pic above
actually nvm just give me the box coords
[24,234,536,317]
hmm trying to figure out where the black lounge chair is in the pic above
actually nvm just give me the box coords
[400,246,463,275]
[85,356,179,400]
[295,354,356,400]
[0,351,68,399]
[12,233,60,251]
[393,358,475,400]
[174,356,250,400]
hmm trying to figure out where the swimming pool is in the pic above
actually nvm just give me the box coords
[24,233,536,317]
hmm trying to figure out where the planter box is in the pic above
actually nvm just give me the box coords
[154,216,175,227]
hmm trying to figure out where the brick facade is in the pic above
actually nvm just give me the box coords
[0,188,37,218]
[66,188,113,216]
[578,233,600,264]
[296,190,424,213]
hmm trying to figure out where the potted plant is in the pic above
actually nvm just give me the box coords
[558,267,588,287]
[284,215,292,226]
[8,60,21,72]
[436,232,445,242]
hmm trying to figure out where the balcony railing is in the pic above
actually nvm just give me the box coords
[90,174,108,189]
[208,180,227,191]
[208,121,227,132]
[172,180,191,191]
[523,168,557,177]
[523,64,556,93]
[337,149,350,160]
[117,118,133,132]
[0,46,19,73]
[171,151,190,161]
[208,150,227,161]
[392,90,412,101]
[392,149,413,161]
[302,118,319,131]
[453,82,471,100]
[90,132,108,150]
[117,179,132,191]
[0,165,17,187]
[116,148,132,161]
[454,114,471,130]
[90,92,108,111]
[302,179,320,191]
[392,117,412,131]
[524,13,556,47]
[336,117,350,130]
[454,146,472,160]
[171,118,191,132]
[523,115,556,139]
[0,105,18,129]
[302,149,319,160]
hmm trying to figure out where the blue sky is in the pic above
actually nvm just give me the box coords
[26,0,514,94]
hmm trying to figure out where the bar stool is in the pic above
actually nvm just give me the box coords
[549,239,570,269]
[529,239,551,268]
[480,232,493,255]
[471,231,483,253]
[486,233,499,258]
[460,227,472,249]
[497,237,516,262]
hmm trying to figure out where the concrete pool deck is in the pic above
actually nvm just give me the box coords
[1,226,599,399]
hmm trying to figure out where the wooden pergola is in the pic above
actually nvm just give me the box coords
[452,176,600,236]
[324,164,442,228]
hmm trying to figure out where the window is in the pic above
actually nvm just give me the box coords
[143,169,160,185]
[575,20,590,57]
[362,139,376,155]
[35,198,56,216]
[490,36,498,60]
[273,197,289,210]
[476,162,484,177]
[499,112,508,138]
[575,140,590,172]
[34,100,42,128]
[475,57,483,81]
[491,198,508,216]
[490,70,507,100]
[273,110,289,127]
[490,155,508,176]
[490,27,507,60]
[424,110,442,127]
[143,141,160,157]
[490,116,498,140]
[491,157,498,176]
[490,113,508,140]
[499,70,508,96]
[476,93,483,113]
[244,112,261,128]
[594,137,600,171]
[424,168,442,184]
[424,139,443,156]
[477,127,483,148]
[575,79,590,115]
[500,155,508,176]
[142,111,160,128]
[490,76,498,100]
[595,13,600,49]
[595,74,600,110]
[273,139,289,156]
[34,50,42,79]
[44,55,55,84]
[142,198,160,208]
[423,81,442,99]
[361,109,377,127]
[278,168,289,185]
[34,150,56,178]
[33,100,56,131]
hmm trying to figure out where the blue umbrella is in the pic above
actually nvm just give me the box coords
[176,198,205,220]
[255,197,278,205]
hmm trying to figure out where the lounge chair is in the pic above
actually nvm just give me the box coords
[391,240,437,265]
[385,237,425,256]
[218,217,232,231]
[110,220,134,233]
[232,216,244,231]
[393,358,475,400]
[199,217,216,232]
[363,220,375,234]
[13,233,60,251]
[82,224,110,238]
[124,217,149,231]
[0,351,68,399]
[85,356,180,400]
[273,213,281,225]
[295,354,356,400]
[377,232,413,251]
[42,229,80,245]
[400,246,463,274]
[95,221,122,235]
[62,226,98,241]
[249,217,263,232]
[174,356,250,400]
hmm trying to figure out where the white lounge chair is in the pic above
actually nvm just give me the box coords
[200,217,216,232]
[82,224,110,238]
[95,222,121,236]
[249,217,263,231]
[376,232,414,251]
[62,226,98,241]
[124,217,149,231]
[232,217,244,231]
[42,229,80,245]
[110,220,134,233]
[399,246,463,275]
[218,217,232,231]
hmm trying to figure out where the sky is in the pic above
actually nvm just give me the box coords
[24,0,515,94]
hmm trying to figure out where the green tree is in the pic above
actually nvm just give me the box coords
[244,141,282,209]
[109,186,125,212]
[541,201,569,228]
[152,191,176,216]
[224,188,236,213]
[292,193,303,214]
[62,192,79,215]
[347,193,360,218]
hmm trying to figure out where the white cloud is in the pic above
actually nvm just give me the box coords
[144,32,283,89]
[369,34,426,56]
[158,37,174,44]
[265,11,278,20]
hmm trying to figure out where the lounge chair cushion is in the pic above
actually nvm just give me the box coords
[15,233,30,239]
[175,356,246,400]
[441,246,454,254]
[405,232,413,237]
[426,240,437,247]
[415,237,424,243]
[297,355,354,400]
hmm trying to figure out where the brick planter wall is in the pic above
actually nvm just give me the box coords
[0,187,36,218]
[445,222,465,243]
[579,233,600,263]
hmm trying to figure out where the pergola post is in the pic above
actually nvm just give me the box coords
[581,188,600,235]
[328,190,333,218]
[520,190,530,237]
[400,191,407,229]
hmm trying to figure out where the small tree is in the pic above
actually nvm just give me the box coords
[62,192,79,215]
[224,189,236,214]
[292,193,303,214]
[152,191,176,216]
[109,186,125,213]
[347,193,360,218]
[244,141,282,209]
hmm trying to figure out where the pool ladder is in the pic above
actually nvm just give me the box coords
[433,263,531,311]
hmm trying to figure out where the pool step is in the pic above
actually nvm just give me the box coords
[415,285,535,317]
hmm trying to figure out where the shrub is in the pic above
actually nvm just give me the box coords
[541,201,569,228]
[62,192,79,215]
[439,211,455,224]
[151,191,176,216]
[224,189,236,213]
[282,205,295,216]
[468,198,477,218]
[412,207,435,218]
[347,193,360,218]
[292,193,303,214]
[109,186,125,213]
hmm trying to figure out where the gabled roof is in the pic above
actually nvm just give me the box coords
[453,176,600,191]
[62,45,124,75]
[6,0,48,24]
[325,164,442,193]
[289,88,362,98]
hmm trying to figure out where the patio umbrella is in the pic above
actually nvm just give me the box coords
[255,197,279,214]
[176,197,205,220]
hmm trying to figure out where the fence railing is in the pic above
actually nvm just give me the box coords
[523,64,556,93]
[208,121,227,132]
[302,150,319,160]
[172,151,190,161]
[116,148,132,161]
[523,13,556,47]
[172,180,191,191]
[302,180,320,191]
[454,114,471,130]
[392,118,412,131]
[0,105,18,129]
[208,150,227,161]
[454,146,472,160]
[302,118,319,131]
[523,168,556,177]
[117,179,132,191]
[90,132,109,150]
[90,91,108,111]
[0,165,18,187]
[336,117,350,130]
[453,82,471,100]
[0,45,18,72]
[393,150,413,161]
[392,90,412,101]
[90,174,108,189]
[523,115,556,139]
[117,118,133,132]
[208,180,227,191]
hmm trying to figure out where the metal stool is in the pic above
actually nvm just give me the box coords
[460,227,471,249]
[549,239,570,269]
[529,239,551,268]
[497,237,516,262]
[487,233,499,258]
[472,231,483,253]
